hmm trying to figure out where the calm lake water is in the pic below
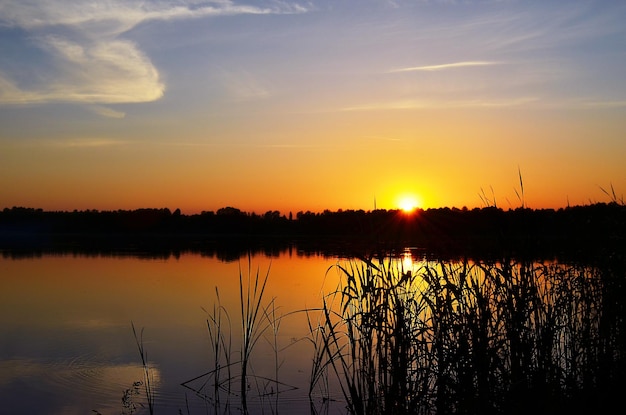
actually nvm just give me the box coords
[2,246,624,415]
[0,249,354,415]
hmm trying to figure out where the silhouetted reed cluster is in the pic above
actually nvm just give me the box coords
[128,252,625,414]
[308,255,625,415]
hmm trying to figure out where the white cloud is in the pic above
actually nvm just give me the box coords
[0,1,307,105]
[0,37,164,105]
[0,1,304,35]
[390,61,500,72]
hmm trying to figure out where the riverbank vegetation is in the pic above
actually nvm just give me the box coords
[1,202,624,261]
[308,255,625,415]
[134,252,625,415]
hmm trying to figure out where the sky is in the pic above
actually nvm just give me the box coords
[1,0,625,214]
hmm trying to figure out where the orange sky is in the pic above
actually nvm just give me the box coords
[1,1,625,214]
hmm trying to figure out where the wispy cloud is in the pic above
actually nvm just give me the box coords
[0,1,306,36]
[88,105,126,119]
[217,68,271,101]
[0,37,164,105]
[341,96,538,111]
[0,1,307,106]
[8,137,126,149]
[255,143,321,149]
[581,100,626,109]
[49,138,128,148]
[342,100,431,111]
[390,61,500,73]
[342,96,626,112]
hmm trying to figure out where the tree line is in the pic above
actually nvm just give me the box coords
[1,203,624,259]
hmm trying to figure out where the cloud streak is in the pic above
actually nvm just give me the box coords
[390,61,500,73]
[0,1,306,105]
[341,96,538,111]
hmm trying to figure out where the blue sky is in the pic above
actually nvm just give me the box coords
[1,0,625,212]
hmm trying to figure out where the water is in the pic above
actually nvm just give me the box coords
[2,247,624,414]
[0,250,348,415]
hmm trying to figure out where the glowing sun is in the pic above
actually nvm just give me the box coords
[397,194,421,213]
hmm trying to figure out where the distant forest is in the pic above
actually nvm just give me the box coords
[1,203,624,260]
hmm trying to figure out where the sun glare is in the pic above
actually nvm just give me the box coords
[402,250,414,272]
[397,194,421,213]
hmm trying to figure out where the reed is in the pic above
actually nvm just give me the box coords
[131,322,155,415]
[180,255,300,414]
[136,246,624,414]
[308,254,622,415]
[203,286,234,408]
[238,255,272,411]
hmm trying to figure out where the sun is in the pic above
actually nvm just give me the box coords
[397,194,421,213]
